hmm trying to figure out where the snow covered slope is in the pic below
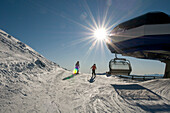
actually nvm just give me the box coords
[0,29,170,113]
[0,29,63,112]
[0,29,56,70]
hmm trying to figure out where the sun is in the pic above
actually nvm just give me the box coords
[94,28,107,41]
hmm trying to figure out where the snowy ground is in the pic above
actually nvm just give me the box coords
[0,29,170,113]
[1,69,170,113]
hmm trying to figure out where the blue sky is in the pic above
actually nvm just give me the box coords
[1,0,170,74]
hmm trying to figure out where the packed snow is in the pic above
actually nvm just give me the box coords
[0,29,170,113]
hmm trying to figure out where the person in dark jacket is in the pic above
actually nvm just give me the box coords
[91,64,97,79]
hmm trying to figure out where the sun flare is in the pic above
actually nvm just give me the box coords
[65,1,116,63]
[94,28,107,41]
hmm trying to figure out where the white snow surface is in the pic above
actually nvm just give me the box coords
[0,29,170,113]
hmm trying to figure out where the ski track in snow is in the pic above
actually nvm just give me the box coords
[0,29,170,113]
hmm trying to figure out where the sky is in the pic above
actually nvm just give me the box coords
[0,0,170,75]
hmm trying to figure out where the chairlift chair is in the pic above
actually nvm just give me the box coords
[108,57,132,75]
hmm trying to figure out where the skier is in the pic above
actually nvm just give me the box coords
[75,61,80,74]
[90,64,97,79]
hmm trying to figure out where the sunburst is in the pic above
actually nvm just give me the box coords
[94,28,107,41]
[54,1,127,64]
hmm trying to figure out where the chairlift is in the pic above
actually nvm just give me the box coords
[107,54,132,75]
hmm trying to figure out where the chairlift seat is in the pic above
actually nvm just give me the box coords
[108,58,132,75]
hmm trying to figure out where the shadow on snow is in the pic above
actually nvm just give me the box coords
[62,74,77,80]
[111,84,162,100]
[88,77,95,83]
[111,84,170,112]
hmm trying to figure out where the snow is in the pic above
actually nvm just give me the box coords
[0,29,170,113]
